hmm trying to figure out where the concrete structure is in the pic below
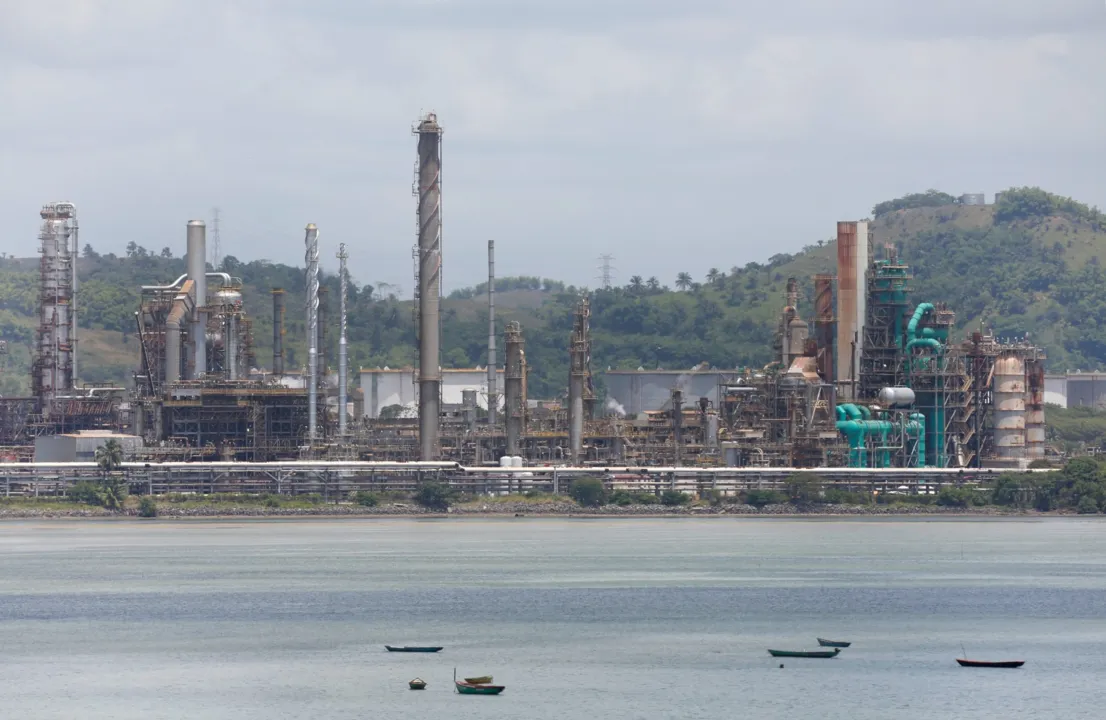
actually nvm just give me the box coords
[993,353,1027,462]
[604,370,727,415]
[34,431,143,462]
[360,368,506,419]
[959,193,986,206]
[414,112,443,460]
[835,220,868,397]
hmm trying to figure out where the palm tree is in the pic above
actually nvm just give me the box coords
[95,439,124,474]
[646,276,660,292]
[628,275,644,293]
[705,268,720,285]
[675,272,693,291]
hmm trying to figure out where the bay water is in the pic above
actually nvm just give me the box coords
[1,517,1105,718]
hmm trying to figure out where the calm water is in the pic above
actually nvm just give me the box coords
[1,517,1105,719]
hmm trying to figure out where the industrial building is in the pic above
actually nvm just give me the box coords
[0,116,1050,473]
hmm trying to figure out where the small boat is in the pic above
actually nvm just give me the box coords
[456,681,505,695]
[767,648,841,659]
[464,675,493,685]
[409,678,427,690]
[385,645,443,653]
[817,638,852,648]
[454,668,505,695]
[956,659,1025,668]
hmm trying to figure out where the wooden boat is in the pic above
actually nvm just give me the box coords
[956,659,1024,668]
[817,638,852,648]
[454,669,505,695]
[464,675,493,685]
[456,681,505,695]
[409,678,427,690]
[385,645,443,653]
[767,648,841,659]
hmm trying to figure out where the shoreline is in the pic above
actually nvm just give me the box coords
[0,501,1077,520]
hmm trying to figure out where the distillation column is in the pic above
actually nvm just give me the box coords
[414,113,443,460]
[187,220,207,377]
[505,321,525,456]
[271,288,285,376]
[337,243,349,436]
[34,202,77,410]
[487,239,497,427]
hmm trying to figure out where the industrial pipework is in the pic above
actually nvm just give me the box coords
[34,202,78,410]
[504,321,525,456]
[414,112,443,460]
[487,240,497,427]
[305,223,320,442]
[186,220,207,378]
[337,243,349,436]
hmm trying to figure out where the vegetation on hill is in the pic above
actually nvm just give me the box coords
[3,186,1106,405]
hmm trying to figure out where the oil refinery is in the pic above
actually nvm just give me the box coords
[0,111,1048,488]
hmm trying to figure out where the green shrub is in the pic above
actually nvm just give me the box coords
[823,488,866,505]
[303,493,324,505]
[137,497,158,518]
[68,481,103,506]
[609,489,657,506]
[785,474,822,504]
[935,486,986,508]
[263,495,282,509]
[744,489,787,508]
[414,482,454,511]
[660,490,690,506]
[702,488,725,506]
[354,491,380,507]
[1077,496,1100,514]
[569,477,608,507]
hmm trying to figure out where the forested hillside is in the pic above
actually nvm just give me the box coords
[2,186,1105,400]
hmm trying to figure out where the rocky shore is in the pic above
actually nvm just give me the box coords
[0,500,1047,520]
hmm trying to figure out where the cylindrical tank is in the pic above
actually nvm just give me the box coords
[878,387,916,407]
[186,220,207,377]
[511,456,524,468]
[993,354,1027,460]
[499,456,512,467]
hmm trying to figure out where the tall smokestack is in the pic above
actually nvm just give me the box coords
[414,112,443,460]
[70,207,79,387]
[305,224,320,442]
[187,220,207,378]
[505,321,525,456]
[271,288,285,376]
[568,298,590,464]
[487,239,497,427]
[337,244,349,436]
[835,221,868,398]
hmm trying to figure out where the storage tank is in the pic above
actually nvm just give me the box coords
[993,354,1027,460]
[878,387,916,408]
[499,456,512,468]
[510,456,524,468]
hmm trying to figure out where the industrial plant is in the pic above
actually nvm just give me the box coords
[0,112,1048,479]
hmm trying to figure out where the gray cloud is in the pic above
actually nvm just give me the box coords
[1,0,1104,292]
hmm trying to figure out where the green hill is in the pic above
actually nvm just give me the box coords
[2,186,1105,400]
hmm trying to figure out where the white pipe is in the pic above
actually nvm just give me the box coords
[141,274,189,292]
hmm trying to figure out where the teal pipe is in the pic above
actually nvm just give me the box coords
[906,338,941,353]
[906,413,926,468]
[859,405,872,420]
[839,404,863,421]
[906,303,936,342]
[835,405,845,421]
[836,419,896,468]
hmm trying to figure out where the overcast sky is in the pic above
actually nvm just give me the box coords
[2,1,1104,295]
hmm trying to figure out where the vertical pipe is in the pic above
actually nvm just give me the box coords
[855,220,869,394]
[186,220,207,378]
[487,239,497,427]
[415,113,443,460]
[505,321,524,456]
[305,224,319,442]
[813,274,835,382]
[228,314,238,381]
[338,244,349,436]
[318,287,329,392]
[672,390,683,466]
[271,289,285,376]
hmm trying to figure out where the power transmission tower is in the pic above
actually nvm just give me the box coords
[211,207,222,270]
[597,254,616,289]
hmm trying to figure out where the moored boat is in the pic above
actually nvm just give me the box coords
[767,648,841,659]
[409,678,427,690]
[817,638,852,648]
[464,675,493,684]
[956,659,1024,668]
[385,645,443,653]
[456,681,505,695]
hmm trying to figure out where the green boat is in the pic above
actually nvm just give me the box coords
[767,648,841,659]
[456,681,505,695]
[817,638,852,648]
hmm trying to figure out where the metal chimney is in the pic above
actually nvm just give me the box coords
[414,112,443,460]
[487,239,497,427]
[186,220,207,378]
[305,224,320,442]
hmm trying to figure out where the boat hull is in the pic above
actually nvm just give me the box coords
[385,646,443,653]
[768,648,841,659]
[956,659,1024,668]
[456,682,505,695]
[817,638,851,648]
